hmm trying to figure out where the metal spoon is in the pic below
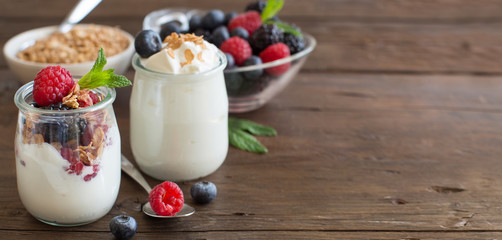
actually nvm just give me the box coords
[121,154,195,218]
[58,0,102,33]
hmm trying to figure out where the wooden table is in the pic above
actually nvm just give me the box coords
[3,0,502,239]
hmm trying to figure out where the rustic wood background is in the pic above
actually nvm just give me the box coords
[3,0,502,239]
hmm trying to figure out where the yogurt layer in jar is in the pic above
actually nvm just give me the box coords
[14,84,121,226]
[131,33,228,181]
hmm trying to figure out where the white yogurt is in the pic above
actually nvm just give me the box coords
[130,34,228,181]
[15,126,121,225]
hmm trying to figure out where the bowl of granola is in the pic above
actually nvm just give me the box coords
[3,24,135,83]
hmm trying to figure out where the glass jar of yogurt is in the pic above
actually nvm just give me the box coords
[130,36,228,181]
[14,82,121,226]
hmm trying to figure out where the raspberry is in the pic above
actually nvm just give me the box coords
[220,37,252,66]
[228,11,262,36]
[259,43,291,76]
[89,91,100,105]
[33,66,75,106]
[149,181,184,216]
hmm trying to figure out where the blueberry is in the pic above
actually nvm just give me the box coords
[230,27,249,40]
[245,0,266,13]
[160,22,181,40]
[224,53,235,70]
[109,215,137,240]
[211,26,229,48]
[193,28,211,41]
[189,15,202,32]
[134,30,162,58]
[201,10,225,31]
[224,11,238,25]
[190,181,217,204]
[242,55,263,80]
[225,72,245,97]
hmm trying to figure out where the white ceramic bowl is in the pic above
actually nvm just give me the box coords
[3,25,135,83]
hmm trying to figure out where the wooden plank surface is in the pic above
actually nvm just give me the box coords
[3,0,502,239]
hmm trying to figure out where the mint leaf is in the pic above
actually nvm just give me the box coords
[229,129,268,154]
[78,48,132,89]
[266,20,303,37]
[229,117,277,136]
[261,0,284,22]
[228,117,277,154]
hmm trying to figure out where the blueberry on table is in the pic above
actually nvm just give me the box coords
[201,10,225,31]
[134,30,162,58]
[242,55,263,80]
[230,27,249,40]
[211,26,230,48]
[109,215,137,240]
[160,22,181,40]
[191,181,217,204]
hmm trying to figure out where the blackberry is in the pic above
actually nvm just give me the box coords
[245,0,266,13]
[283,33,306,55]
[249,24,283,55]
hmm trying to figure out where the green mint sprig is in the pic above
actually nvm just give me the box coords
[261,0,303,37]
[78,48,132,89]
[261,0,284,22]
[229,117,277,154]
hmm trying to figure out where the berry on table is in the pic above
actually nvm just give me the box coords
[283,33,306,54]
[211,26,230,48]
[249,24,283,55]
[32,66,75,107]
[242,55,263,80]
[220,37,252,66]
[149,181,184,216]
[228,11,262,35]
[190,181,217,204]
[259,42,291,76]
[109,215,137,240]
[134,30,162,58]
[201,10,226,31]
[160,22,181,41]
[230,27,249,40]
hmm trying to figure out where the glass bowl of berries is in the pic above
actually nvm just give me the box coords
[142,0,316,112]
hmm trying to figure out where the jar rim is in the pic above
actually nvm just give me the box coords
[131,49,227,79]
[14,81,117,115]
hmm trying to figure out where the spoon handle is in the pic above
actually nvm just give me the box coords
[121,154,152,193]
[59,0,102,33]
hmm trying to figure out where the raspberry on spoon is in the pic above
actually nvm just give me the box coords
[148,181,184,216]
